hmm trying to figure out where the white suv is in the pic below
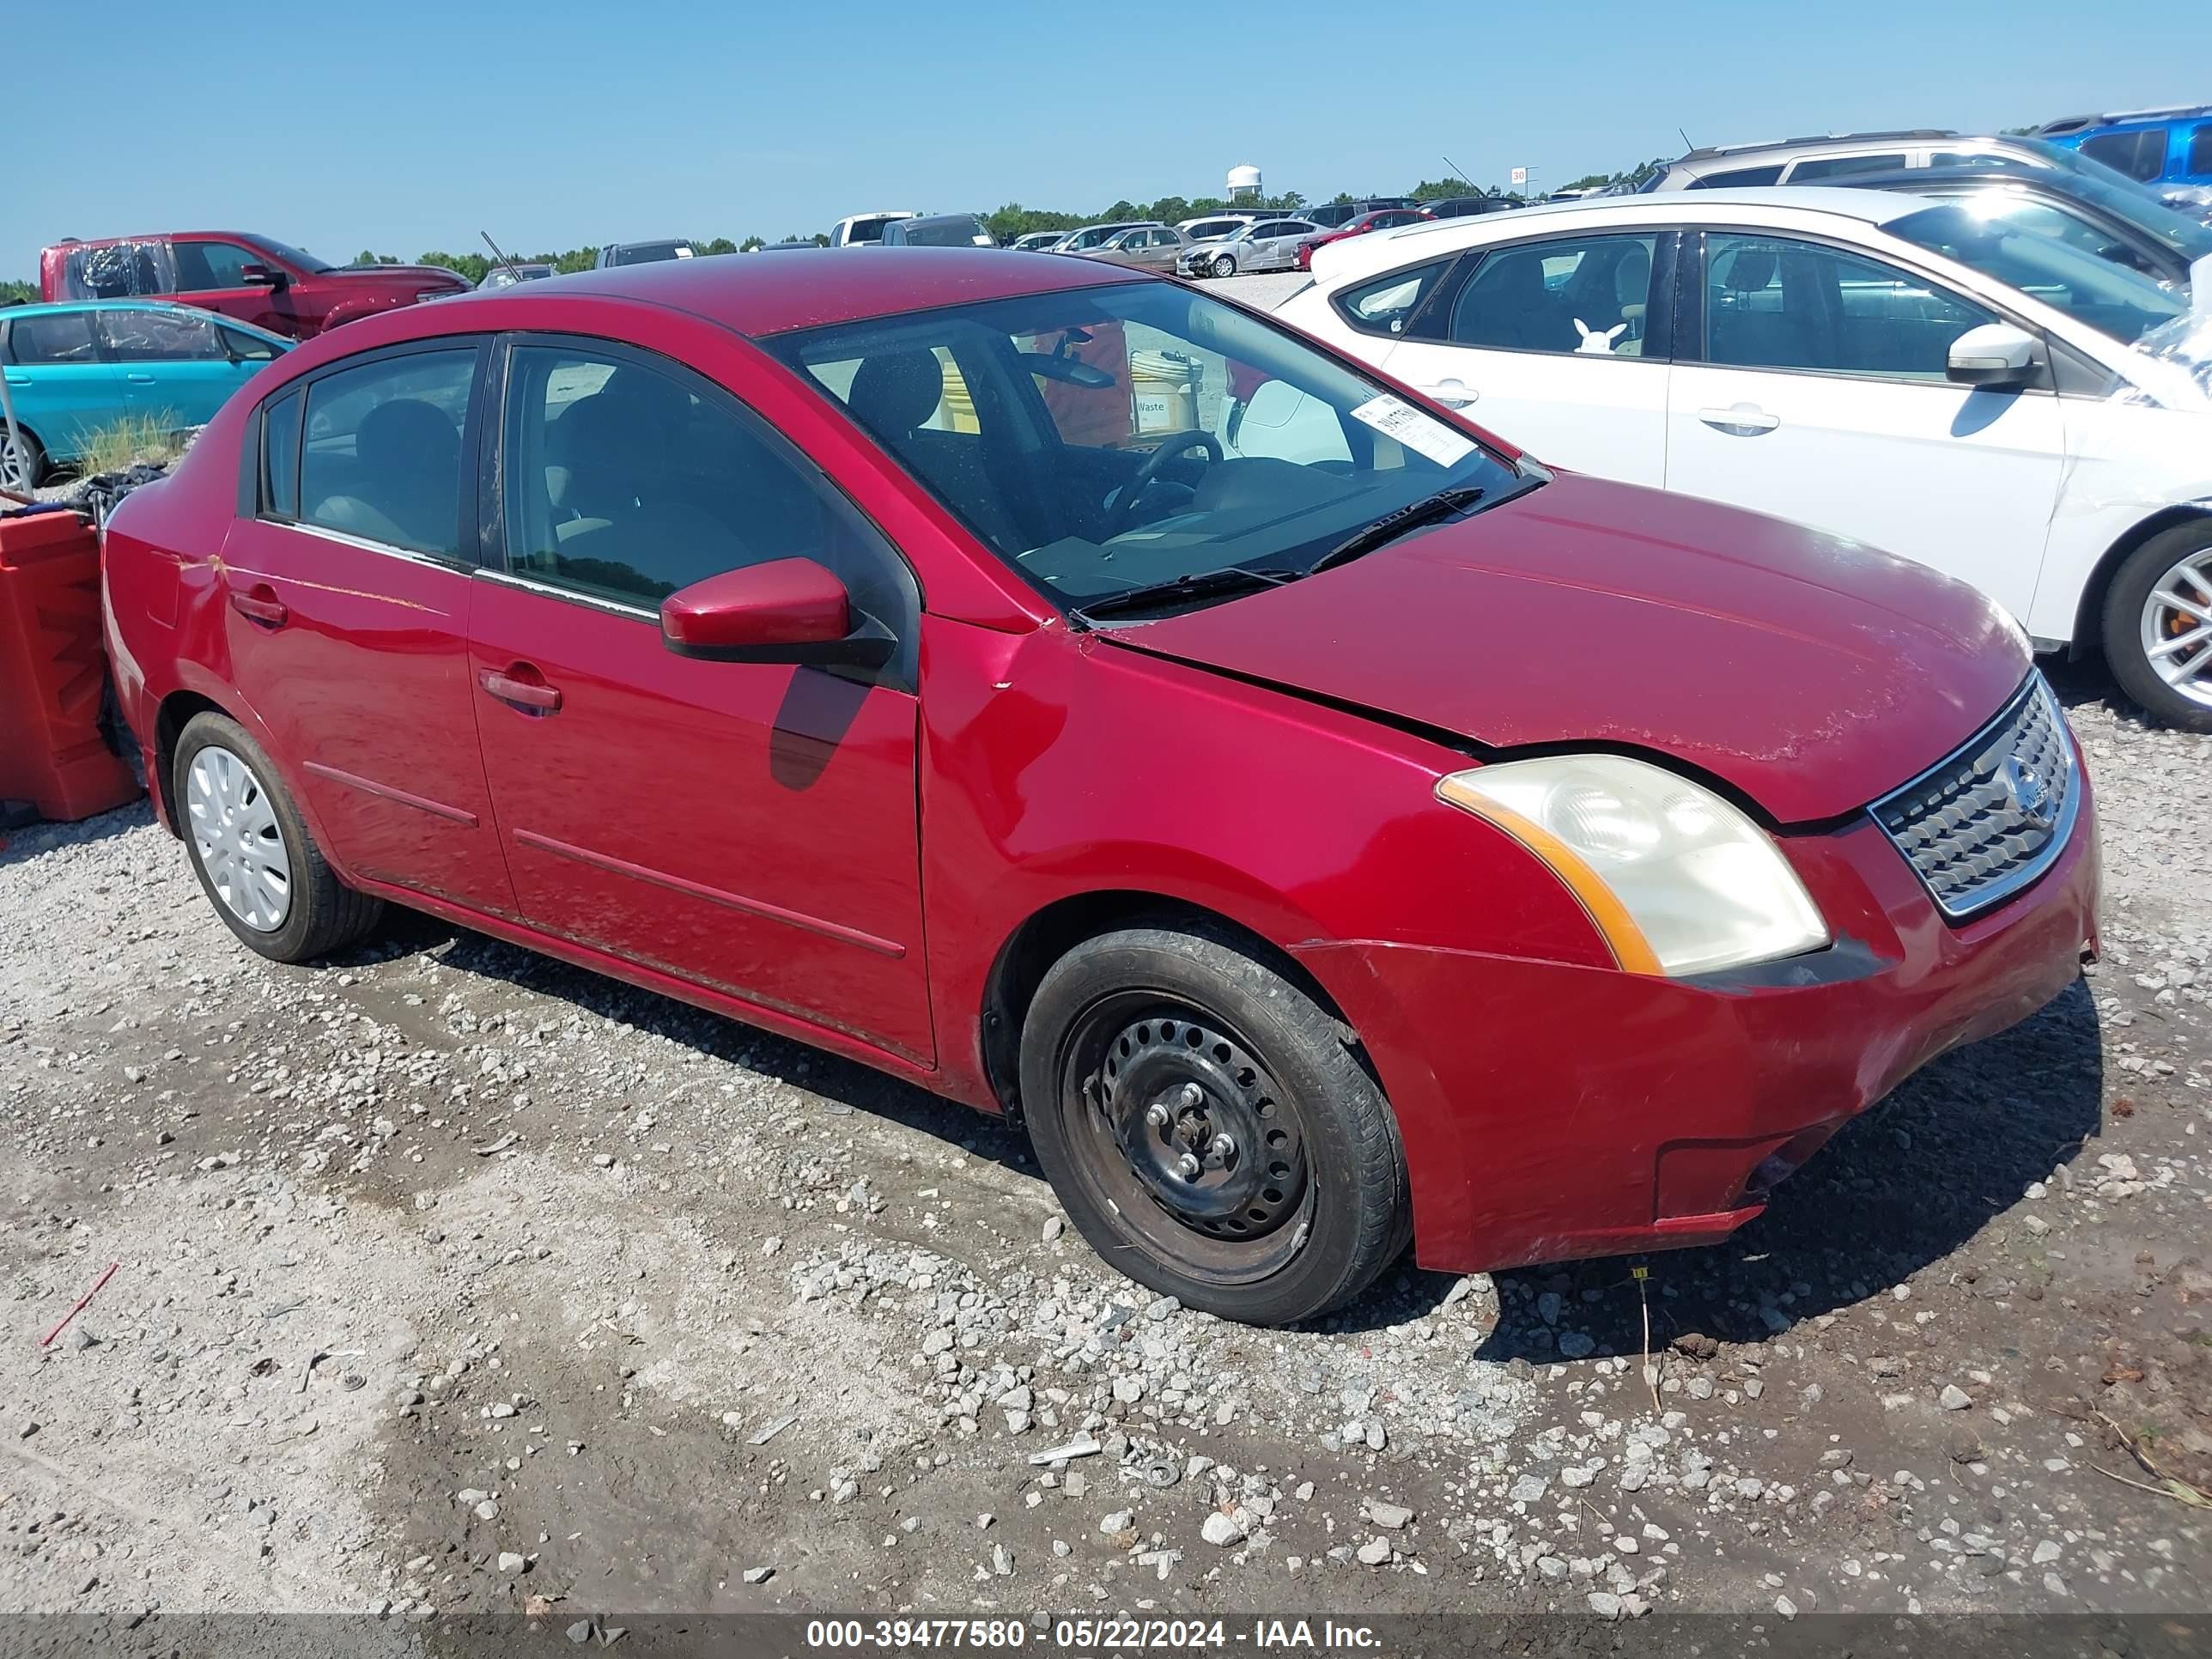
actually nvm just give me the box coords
[1280,189,2212,726]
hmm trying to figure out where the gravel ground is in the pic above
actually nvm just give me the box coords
[0,659,2204,1632]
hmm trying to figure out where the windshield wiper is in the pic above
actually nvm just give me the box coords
[1309,486,1486,574]
[1072,564,1299,623]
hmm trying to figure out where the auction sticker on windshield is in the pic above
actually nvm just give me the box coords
[1347,392,1478,468]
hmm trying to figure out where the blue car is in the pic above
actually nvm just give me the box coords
[2037,106,2212,199]
[1,300,289,490]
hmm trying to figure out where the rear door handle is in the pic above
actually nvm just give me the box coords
[479,667,562,713]
[228,583,288,627]
[1420,380,1479,408]
[1698,404,1780,434]
[125,372,157,385]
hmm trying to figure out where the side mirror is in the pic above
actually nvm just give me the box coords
[1947,322,2039,388]
[238,263,283,289]
[660,558,894,668]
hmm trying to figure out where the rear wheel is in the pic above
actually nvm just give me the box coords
[1020,927,1409,1326]
[173,713,383,962]
[2103,522,2212,732]
[1,428,44,493]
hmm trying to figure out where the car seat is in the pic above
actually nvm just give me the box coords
[307,399,460,551]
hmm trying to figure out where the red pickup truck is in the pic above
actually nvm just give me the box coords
[38,233,469,341]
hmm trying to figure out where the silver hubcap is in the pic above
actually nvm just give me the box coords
[0,437,30,492]
[2141,546,2212,710]
[185,745,292,931]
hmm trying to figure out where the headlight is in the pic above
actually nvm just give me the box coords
[1436,755,1829,976]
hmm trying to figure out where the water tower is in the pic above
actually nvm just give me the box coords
[1226,164,1262,201]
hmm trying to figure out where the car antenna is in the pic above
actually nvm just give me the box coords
[480,230,527,284]
[1678,126,1695,152]
[1442,153,1471,189]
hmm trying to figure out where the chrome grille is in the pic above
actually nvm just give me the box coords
[1869,673,2078,921]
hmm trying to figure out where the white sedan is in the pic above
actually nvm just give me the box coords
[1279,187,2212,728]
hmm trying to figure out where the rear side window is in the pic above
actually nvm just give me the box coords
[102,309,222,362]
[1449,234,1660,357]
[1785,153,1907,181]
[6,312,99,364]
[298,349,477,557]
[1689,164,1784,188]
[262,389,304,519]
[2079,129,2164,181]
[2189,124,2212,176]
[1334,260,1455,335]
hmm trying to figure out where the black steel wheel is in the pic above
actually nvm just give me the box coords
[1021,927,1409,1325]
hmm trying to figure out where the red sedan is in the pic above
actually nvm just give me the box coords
[101,250,2098,1326]
[1296,207,1433,270]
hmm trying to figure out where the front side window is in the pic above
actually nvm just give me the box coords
[2189,124,2212,177]
[298,349,477,556]
[1887,203,2187,345]
[173,241,255,293]
[2079,130,2164,181]
[1703,234,1998,379]
[1335,259,1455,335]
[102,308,222,362]
[1784,153,1907,181]
[1449,234,1659,357]
[500,344,917,674]
[763,281,1528,610]
[5,311,99,364]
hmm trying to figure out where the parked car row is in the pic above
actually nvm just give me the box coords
[100,243,2106,1328]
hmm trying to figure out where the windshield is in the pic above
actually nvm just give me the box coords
[2027,173,2212,263]
[243,235,331,274]
[763,282,1528,610]
[2007,135,2167,197]
[1888,201,2188,344]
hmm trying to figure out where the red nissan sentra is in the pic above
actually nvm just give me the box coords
[100,249,2099,1326]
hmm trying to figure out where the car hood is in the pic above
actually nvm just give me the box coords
[326,264,469,289]
[1099,473,2027,824]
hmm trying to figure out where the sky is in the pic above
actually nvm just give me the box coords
[7,0,2209,282]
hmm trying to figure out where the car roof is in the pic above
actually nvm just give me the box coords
[2039,105,2211,132]
[1675,129,1957,161]
[1,298,292,341]
[476,246,1146,336]
[1309,186,1926,279]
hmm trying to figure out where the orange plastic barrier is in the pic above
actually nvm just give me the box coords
[0,509,142,822]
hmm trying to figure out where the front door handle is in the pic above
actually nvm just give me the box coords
[1698,404,1780,434]
[125,372,157,385]
[228,583,288,627]
[479,667,562,714]
[1422,380,1479,408]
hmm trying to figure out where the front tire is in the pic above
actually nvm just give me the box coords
[1020,927,1410,1326]
[1212,254,1237,278]
[2102,522,2212,731]
[1,427,44,493]
[173,713,383,962]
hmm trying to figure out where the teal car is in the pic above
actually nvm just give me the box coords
[1,301,290,490]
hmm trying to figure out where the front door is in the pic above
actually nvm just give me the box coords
[1381,229,1670,484]
[99,306,252,431]
[173,238,305,337]
[468,339,933,1065]
[1665,232,2063,622]
[218,340,517,914]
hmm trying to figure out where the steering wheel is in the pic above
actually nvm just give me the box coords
[1105,431,1224,539]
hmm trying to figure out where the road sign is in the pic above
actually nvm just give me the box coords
[1509,167,1528,186]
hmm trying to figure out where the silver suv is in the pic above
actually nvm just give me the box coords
[1642,131,2143,191]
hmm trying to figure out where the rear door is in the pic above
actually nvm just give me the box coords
[0,309,123,465]
[1377,228,1672,483]
[466,337,934,1064]
[99,307,251,430]
[1664,230,2063,621]
[218,340,518,914]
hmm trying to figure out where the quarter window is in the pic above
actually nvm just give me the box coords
[4,311,99,364]
[1334,260,1455,335]
[262,389,304,519]
[500,344,917,674]
[1448,234,1659,357]
[172,241,256,292]
[1703,234,1997,379]
[1784,153,1907,181]
[298,349,477,556]
[1688,165,1784,188]
[222,325,282,362]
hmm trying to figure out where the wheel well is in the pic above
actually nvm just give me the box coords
[979,890,1355,1120]
[2069,505,2212,659]
[150,690,228,836]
